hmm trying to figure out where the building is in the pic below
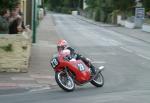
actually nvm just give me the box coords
[20,0,44,29]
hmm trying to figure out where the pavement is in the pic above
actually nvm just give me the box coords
[0,13,59,92]
[75,15,150,43]
[0,13,150,93]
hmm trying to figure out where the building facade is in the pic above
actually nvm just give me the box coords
[19,0,44,29]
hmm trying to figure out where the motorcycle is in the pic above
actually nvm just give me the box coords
[50,49,104,92]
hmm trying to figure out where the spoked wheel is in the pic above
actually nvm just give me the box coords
[55,71,75,92]
[90,72,104,87]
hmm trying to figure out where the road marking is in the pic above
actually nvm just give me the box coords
[17,84,44,88]
[137,54,150,60]
[0,83,17,87]
[120,47,133,53]
[11,77,35,80]
[30,75,55,79]
[89,52,116,56]
[29,86,51,92]
[101,37,121,46]
[92,61,106,64]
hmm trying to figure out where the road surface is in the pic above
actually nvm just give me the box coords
[0,14,150,103]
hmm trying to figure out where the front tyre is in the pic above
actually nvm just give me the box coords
[90,72,104,87]
[55,71,75,92]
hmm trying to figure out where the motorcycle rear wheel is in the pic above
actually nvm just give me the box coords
[90,72,104,87]
[55,71,75,92]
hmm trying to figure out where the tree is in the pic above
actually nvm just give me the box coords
[0,0,20,10]
[85,0,97,9]
[46,0,81,13]
[86,0,134,14]
[143,0,150,11]
[46,0,62,10]
[85,0,136,22]
[112,0,135,11]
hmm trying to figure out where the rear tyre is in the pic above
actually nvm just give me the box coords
[55,71,75,92]
[90,72,104,87]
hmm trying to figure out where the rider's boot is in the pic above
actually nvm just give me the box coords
[90,65,96,75]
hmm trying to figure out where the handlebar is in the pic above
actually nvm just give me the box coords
[63,54,77,61]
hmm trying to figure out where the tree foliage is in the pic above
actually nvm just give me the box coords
[85,0,136,22]
[0,0,20,10]
[86,0,135,12]
[45,0,82,13]
[112,0,134,11]
[143,0,150,11]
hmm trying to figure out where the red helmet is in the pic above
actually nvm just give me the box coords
[57,40,68,51]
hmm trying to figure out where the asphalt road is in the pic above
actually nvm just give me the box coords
[0,14,150,103]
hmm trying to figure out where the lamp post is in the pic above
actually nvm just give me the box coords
[32,0,37,43]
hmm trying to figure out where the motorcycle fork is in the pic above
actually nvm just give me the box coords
[64,67,75,80]
[64,67,69,77]
[90,69,101,81]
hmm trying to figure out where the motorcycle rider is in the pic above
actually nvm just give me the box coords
[57,39,96,74]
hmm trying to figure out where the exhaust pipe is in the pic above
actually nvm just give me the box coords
[98,66,104,71]
[91,66,104,81]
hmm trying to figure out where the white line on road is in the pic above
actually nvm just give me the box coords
[11,77,35,80]
[30,75,55,79]
[92,61,106,64]
[29,86,51,92]
[89,52,116,56]
[137,54,150,60]
[120,47,133,53]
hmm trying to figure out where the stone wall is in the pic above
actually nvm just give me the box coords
[0,30,32,72]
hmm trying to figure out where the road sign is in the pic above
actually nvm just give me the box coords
[135,8,145,19]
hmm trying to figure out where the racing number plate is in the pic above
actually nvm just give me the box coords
[51,58,59,68]
[77,63,85,71]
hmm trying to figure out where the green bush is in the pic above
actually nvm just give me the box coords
[107,13,112,23]
[84,8,94,19]
[94,8,101,21]
[0,44,13,52]
[0,0,19,10]
[61,7,72,14]
[144,18,150,24]
[55,6,62,12]
[110,10,120,24]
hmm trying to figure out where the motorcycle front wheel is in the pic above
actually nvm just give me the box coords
[55,71,75,92]
[90,72,104,87]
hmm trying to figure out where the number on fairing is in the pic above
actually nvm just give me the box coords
[51,58,58,68]
[78,64,85,71]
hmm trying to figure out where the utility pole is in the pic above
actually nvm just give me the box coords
[78,0,80,9]
[32,0,37,43]
[77,0,81,15]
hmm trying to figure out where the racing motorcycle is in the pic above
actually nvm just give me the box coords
[50,49,104,92]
